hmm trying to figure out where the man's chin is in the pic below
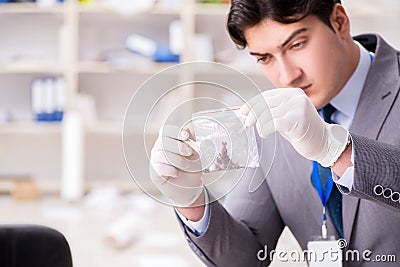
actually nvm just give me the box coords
[309,97,327,110]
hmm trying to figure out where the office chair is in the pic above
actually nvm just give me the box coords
[0,225,73,267]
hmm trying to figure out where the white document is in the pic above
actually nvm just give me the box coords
[307,240,342,267]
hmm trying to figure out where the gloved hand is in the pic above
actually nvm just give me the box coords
[240,88,349,167]
[150,125,204,207]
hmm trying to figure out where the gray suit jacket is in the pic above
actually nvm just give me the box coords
[179,34,400,266]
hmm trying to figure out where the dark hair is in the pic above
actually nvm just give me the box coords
[227,0,342,49]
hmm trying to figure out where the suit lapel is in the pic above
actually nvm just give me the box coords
[342,195,359,240]
[351,35,400,138]
[344,35,400,240]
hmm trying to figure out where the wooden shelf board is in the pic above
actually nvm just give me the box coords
[0,62,63,74]
[0,2,65,14]
[0,121,62,135]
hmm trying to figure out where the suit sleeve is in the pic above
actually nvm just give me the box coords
[176,167,284,267]
[341,133,400,210]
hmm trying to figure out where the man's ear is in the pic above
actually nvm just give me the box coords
[330,4,351,38]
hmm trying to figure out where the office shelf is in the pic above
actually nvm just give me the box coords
[0,2,65,14]
[0,62,63,74]
[78,61,176,75]
[85,121,122,135]
[194,3,230,15]
[0,121,61,135]
[78,1,181,15]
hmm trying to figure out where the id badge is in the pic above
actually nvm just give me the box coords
[307,236,342,267]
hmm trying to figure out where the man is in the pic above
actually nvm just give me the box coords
[150,0,400,266]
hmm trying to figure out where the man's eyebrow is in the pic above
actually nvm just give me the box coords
[249,27,308,57]
[280,27,308,48]
[249,51,269,57]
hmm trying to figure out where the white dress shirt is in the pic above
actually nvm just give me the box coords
[330,41,373,191]
[177,40,373,236]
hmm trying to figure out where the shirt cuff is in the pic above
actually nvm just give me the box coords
[332,141,355,194]
[175,191,210,237]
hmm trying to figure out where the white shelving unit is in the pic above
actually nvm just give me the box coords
[0,0,269,194]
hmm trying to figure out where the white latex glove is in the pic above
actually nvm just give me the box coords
[150,125,204,207]
[240,88,349,167]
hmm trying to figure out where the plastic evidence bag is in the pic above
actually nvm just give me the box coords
[191,107,259,173]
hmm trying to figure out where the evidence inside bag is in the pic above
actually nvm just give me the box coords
[191,107,259,173]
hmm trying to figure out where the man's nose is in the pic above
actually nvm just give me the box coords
[278,59,302,86]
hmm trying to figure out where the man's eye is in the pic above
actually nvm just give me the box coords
[290,41,305,49]
[257,56,270,64]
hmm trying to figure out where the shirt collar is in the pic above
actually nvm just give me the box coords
[330,41,372,120]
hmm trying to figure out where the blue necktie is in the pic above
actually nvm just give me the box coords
[311,104,344,237]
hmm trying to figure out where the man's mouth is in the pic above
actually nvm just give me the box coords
[299,84,311,91]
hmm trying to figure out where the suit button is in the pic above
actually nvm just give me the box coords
[383,188,393,198]
[373,185,384,195]
[390,191,400,202]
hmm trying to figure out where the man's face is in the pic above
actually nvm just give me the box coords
[245,15,349,109]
